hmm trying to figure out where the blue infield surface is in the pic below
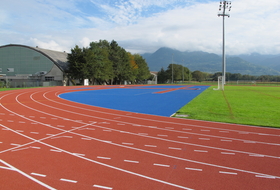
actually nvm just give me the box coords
[59,85,209,117]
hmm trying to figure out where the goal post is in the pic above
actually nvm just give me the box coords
[213,76,224,90]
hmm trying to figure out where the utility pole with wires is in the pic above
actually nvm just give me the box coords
[217,0,232,90]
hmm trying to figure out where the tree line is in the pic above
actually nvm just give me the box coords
[157,64,280,83]
[67,40,151,85]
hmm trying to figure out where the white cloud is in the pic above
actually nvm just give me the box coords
[0,0,279,55]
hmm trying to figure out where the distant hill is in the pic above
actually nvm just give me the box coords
[142,47,280,75]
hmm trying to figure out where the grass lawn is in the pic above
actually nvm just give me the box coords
[175,86,280,128]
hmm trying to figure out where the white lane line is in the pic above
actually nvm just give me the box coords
[30,146,41,149]
[0,159,56,190]
[60,178,77,183]
[245,140,256,143]
[10,143,21,146]
[199,138,210,140]
[255,175,276,179]
[16,130,24,132]
[93,184,113,189]
[0,166,15,170]
[50,149,62,152]
[0,142,2,143]
[81,138,91,140]
[221,152,235,155]
[219,171,238,175]
[168,147,182,150]
[124,160,139,163]
[153,163,170,167]
[122,142,134,145]
[185,167,203,171]
[117,123,125,125]
[249,154,265,157]
[194,150,208,153]
[178,136,189,139]
[11,147,30,152]
[144,145,157,147]
[220,139,232,142]
[138,133,148,135]
[157,134,168,137]
[31,173,46,177]
[97,156,111,160]
[57,125,65,128]
[30,132,39,134]
[73,153,85,157]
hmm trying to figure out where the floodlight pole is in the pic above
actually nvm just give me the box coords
[218,1,231,89]
[172,54,174,84]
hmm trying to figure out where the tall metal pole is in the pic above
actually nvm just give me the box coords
[172,54,174,84]
[218,1,231,89]
[182,60,184,83]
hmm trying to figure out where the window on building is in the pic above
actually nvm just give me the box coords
[45,76,54,81]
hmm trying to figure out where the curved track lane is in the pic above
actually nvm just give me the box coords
[1,86,280,190]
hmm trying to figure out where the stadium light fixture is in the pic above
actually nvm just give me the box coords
[218,1,231,90]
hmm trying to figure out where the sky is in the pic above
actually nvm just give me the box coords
[1,0,279,55]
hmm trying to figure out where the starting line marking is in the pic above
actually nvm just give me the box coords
[97,156,111,160]
[255,175,276,179]
[169,147,182,150]
[93,184,113,189]
[124,159,139,163]
[145,145,157,147]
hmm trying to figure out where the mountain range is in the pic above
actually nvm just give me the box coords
[142,47,280,75]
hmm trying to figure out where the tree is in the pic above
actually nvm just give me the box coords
[67,45,87,84]
[134,54,150,83]
[192,70,205,82]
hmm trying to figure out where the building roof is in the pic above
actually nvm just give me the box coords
[0,44,69,71]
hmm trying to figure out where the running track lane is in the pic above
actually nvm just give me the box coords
[0,86,280,190]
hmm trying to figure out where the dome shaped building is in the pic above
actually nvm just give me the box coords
[0,44,70,87]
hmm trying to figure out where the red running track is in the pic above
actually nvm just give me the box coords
[0,86,280,190]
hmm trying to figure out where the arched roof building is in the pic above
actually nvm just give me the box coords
[0,44,69,87]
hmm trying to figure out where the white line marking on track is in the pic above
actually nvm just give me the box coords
[7,120,14,122]
[93,184,113,189]
[50,149,62,152]
[19,121,25,123]
[194,150,208,153]
[157,134,168,137]
[219,171,238,175]
[60,178,77,183]
[165,127,174,129]
[221,139,232,142]
[138,133,148,135]
[57,125,65,128]
[73,153,85,156]
[10,143,21,146]
[255,175,276,179]
[199,138,210,140]
[30,146,41,149]
[122,142,134,145]
[219,131,229,133]
[31,173,46,177]
[178,136,189,139]
[30,132,39,134]
[182,128,192,131]
[124,160,139,163]
[249,154,265,157]
[185,167,202,171]
[0,166,15,170]
[0,159,56,190]
[97,156,111,160]
[81,138,91,140]
[11,147,29,152]
[51,136,72,139]
[145,145,157,147]
[244,141,256,143]
[16,130,24,132]
[221,152,235,155]
[153,163,170,167]
[201,129,210,132]
[169,147,182,150]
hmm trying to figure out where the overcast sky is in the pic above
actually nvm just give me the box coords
[1,0,279,55]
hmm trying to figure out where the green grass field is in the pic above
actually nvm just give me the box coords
[175,86,280,128]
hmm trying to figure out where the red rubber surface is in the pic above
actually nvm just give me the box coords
[1,86,280,190]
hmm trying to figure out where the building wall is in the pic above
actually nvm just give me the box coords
[0,46,53,76]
